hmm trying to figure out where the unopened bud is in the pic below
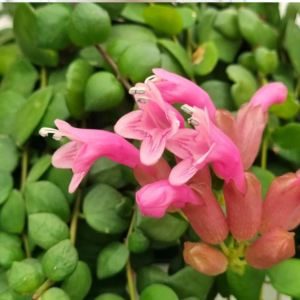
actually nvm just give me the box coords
[183,183,228,244]
[183,242,228,276]
[245,229,295,269]
[224,172,262,241]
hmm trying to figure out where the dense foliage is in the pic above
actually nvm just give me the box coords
[0,2,300,300]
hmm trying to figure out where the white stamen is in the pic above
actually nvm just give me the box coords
[181,105,195,115]
[136,96,148,104]
[188,117,199,126]
[39,127,63,141]
[129,87,146,95]
[144,75,161,84]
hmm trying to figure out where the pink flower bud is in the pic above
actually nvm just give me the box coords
[183,183,228,244]
[224,172,262,241]
[245,229,295,269]
[260,173,300,235]
[183,242,228,276]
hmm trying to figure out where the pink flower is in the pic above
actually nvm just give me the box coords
[167,107,245,193]
[183,242,228,276]
[260,171,300,235]
[114,81,183,166]
[182,183,229,244]
[223,171,262,241]
[136,180,202,218]
[245,229,295,269]
[150,68,216,121]
[39,120,161,193]
[215,83,287,169]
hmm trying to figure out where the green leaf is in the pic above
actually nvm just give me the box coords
[0,91,26,135]
[0,233,24,269]
[14,3,59,66]
[259,23,277,50]
[128,230,150,254]
[29,213,70,250]
[38,82,70,129]
[94,294,125,300]
[160,52,186,77]
[136,266,168,294]
[80,47,104,68]
[68,3,111,47]
[193,42,218,76]
[226,265,265,300]
[85,72,124,112]
[136,211,188,243]
[238,8,262,45]
[106,24,156,45]
[41,288,70,300]
[36,4,71,51]
[237,52,256,72]
[83,184,130,234]
[249,166,275,198]
[25,181,70,222]
[0,135,19,173]
[197,8,218,44]
[0,170,13,205]
[42,240,78,281]
[214,8,241,40]
[121,3,147,24]
[165,267,214,300]
[0,28,14,46]
[269,92,299,119]
[97,3,125,20]
[140,284,178,300]
[267,259,300,298]
[271,123,300,149]
[61,261,92,300]
[0,190,25,234]
[272,63,294,93]
[89,157,128,189]
[118,43,161,84]
[143,5,183,36]
[0,60,38,97]
[200,80,234,110]
[11,87,52,147]
[66,59,93,120]
[254,47,278,75]
[0,44,20,76]
[97,242,129,279]
[27,154,52,183]
[158,39,193,78]
[285,20,300,74]
[175,7,197,29]
[226,64,257,107]
[43,167,76,205]
[8,259,44,294]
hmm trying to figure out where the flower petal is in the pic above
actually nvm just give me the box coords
[52,141,82,169]
[69,171,87,193]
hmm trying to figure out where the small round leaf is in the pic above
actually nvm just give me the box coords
[140,284,179,300]
[41,288,70,300]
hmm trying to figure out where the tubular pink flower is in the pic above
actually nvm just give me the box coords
[151,68,216,121]
[167,107,245,193]
[114,81,183,166]
[260,172,300,235]
[216,82,287,170]
[223,171,262,241]
[183,183,229,244]
[39,120,161,193]
[136,180,202,218]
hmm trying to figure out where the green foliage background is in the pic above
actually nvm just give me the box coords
[0,2,300,300]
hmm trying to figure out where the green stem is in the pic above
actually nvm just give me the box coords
[70,189,82,245]
[20,143,29,193]
[236,241,246,257]
[261,135,268,170]
[95,44,132,91]
[295,76,300,99]
[40,67,47,88]
[258,71,268,87]
[173,35,179,45]
[219,241,230,256]
[124,209,136,300]
[23,234,31,259]
[32,279,55,299]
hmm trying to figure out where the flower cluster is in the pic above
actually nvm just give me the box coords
[40,69,298,276]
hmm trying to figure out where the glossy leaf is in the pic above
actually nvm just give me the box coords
[285,20,300,74]
[0,170,13,205]
[121,3,147,24]
[41,288,70,300]
[269,92,299,119]
[140,284,179,300]
[175,7,197,29]
[0,44,20,76]
[271,123,300,150]
[254,47,278,75]
[0,135,18,173]
[27,154,52,183]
